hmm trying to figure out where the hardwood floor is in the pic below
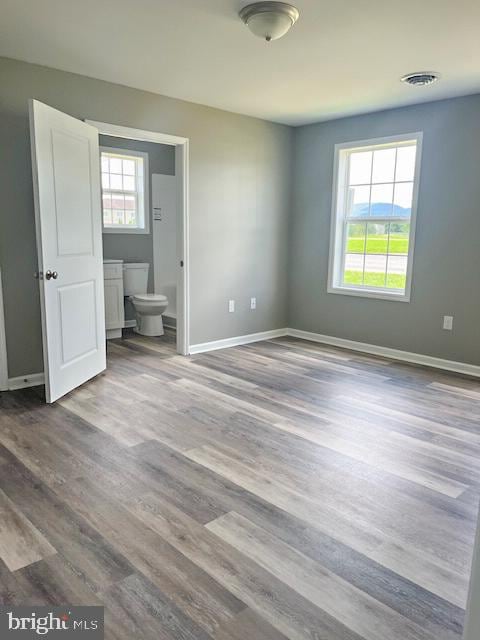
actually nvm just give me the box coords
[0,330,479,640]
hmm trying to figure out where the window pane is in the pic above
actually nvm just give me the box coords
[110,174,122,190]
[111,195,124,210]
[102,193,112,209]
[343,254,365,285]
[349,151,372,185]
[100,151,144,230]
[124,195,136,210]
[364,254,387,287]
[123,175,136,191]
[125,211,137,226]
[347,185,370,217]
[370,183,393,216]
[123,159,136,175]
[372,148,396,183]
[113,210,125,225]
[346,223,366,253]
[393,182,413,216]
[388,223,409,254]
[386,255,408,289]
[109,157,122,173]
[395,145,416,182]
[334,138,418,296]
[366,223,388,254]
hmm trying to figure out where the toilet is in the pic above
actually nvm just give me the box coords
[123,262,168,336]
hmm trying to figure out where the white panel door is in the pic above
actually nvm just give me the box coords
[29,99,106,403]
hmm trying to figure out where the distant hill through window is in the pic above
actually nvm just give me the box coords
[351,202,411,217]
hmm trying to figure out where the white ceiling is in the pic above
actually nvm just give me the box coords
[1,0,480,126]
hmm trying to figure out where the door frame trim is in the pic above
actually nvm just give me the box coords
[86,121,190,356]
[0,269,8,391]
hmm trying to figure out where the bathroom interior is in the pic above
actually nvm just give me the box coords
[100,134,177,343]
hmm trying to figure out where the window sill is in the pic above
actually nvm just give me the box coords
[327,284,410,302]
[103,227,149,235]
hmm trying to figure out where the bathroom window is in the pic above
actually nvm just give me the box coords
[328,133,422,302]
[100,148,149,234]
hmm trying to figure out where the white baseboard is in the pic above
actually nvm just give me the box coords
[189,329,288,355]
[123,319,137,328]
[7,372,45,390]
[5,329,477,393]
[286,328,480,378]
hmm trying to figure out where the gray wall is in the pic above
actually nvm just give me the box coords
[100,135,175,293]
[289,95,480,365]
[0,56,292,377]
[2,54,479,377]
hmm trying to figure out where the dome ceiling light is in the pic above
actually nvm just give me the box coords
[239,2,300,42]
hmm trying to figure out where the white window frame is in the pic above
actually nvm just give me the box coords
[327,132,423,302]
[100,147,150,234]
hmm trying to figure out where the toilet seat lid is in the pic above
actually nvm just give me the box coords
[132,293,168,302]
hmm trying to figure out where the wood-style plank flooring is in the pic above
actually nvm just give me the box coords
[1,330,479,640]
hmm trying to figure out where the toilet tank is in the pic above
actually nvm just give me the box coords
[123,262,149,295]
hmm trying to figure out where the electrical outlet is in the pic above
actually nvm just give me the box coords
[229,300,235,313]
[250,297,256,310]
[443,315,453,331]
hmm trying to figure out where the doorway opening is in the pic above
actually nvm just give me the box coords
[86,121,190,356]
[30,100,190,402]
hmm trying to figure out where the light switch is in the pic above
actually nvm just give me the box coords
[443,315,453,331]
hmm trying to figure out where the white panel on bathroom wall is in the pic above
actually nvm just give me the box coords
[152,173,177,317]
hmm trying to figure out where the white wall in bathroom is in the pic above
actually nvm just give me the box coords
[152,173,177,317]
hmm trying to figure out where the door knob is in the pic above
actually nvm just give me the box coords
[45,270,58,280]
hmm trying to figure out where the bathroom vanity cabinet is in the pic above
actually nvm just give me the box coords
[103,260,124,339]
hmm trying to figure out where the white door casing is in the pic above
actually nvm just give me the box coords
[0,269,8,391]
[85,119,190,356]
[29,99,106,402]
[175,142,189,354]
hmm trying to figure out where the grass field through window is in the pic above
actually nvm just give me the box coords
[343,270,406,289]
[343,232,408,290]
[346,234,408,254]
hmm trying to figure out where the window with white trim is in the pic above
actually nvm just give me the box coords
[328,133,422,301]
[101,148,149,233]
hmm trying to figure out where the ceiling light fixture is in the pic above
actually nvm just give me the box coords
[239,2,299,42]
[401,72,439,87]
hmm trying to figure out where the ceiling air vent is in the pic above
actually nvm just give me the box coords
[401,72,439,87]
